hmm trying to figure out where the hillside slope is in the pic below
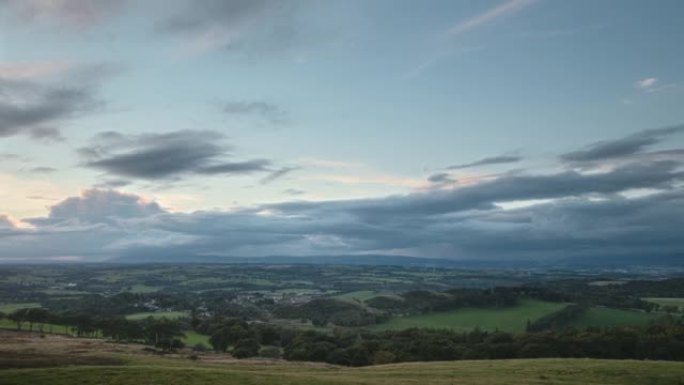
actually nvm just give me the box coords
[1,331,683,385]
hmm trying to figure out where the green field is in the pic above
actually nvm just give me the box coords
[125,284,161,293]
[125,311,189,320]
[371,299,566,332]
[564,307,663,328]
[644,297,684,310]
[182,330,210,348]
[334,290,381,302]
[0,303,41,313]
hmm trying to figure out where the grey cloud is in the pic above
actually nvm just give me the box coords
[0,65,112,140]
[38,189,163,224]
[223,101,288,124]
[200,159,271,175]
[260,166,298,184]
[271,160,683,221]
[427,172,455,184]
[3,126,684,261]
[0,153,19,161]
[2,162,684,261]
[561,124,684,162]
[29,167,57,174]
[94,179,132,189]
[81,130,276,180]
[283,188,305,196]
[448,155,522,170]
[0,0,126,28]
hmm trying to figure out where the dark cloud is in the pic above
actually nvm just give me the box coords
[81,130,276,180]
[427,172,455,184]
[0,0,126,29]
[0,64,114,140]
[157,0,305,54]
[0,153,20,161]
[261,167,298,184]
[40,189,163,224]
[94,179,132,189]
[561,125,684,162]
[448,155,522,170]
[29,167,57,174]
[222,101,288,124]
[3,152,683,261]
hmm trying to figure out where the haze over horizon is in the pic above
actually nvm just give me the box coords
[1,0,683,262]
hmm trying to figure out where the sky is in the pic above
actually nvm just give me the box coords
[0,0,683,262]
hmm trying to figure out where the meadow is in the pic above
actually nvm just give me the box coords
[371,299,566,332]
[563,307,662,329]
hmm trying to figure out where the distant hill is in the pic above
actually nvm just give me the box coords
[107,253,683,269]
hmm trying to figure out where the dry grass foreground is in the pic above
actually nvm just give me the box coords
[1,330,684,385]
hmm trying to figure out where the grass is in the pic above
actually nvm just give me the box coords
[3,330,684,385]
[371,299,566,332]
[2,358,684,385]
[125,284,160,293]
[125,311,189,320]
[0,303,41,313]
[564,307,663,328]
[182,330,210,348]
[643,297,684,310]
[333,290,380,302]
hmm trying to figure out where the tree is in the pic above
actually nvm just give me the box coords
[232,338,260,359]
[143,318,186,352]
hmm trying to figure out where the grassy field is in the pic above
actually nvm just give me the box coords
[125,284,161,293]
[125,311,189,320]
[0,303,41,313]
[644,297,684,310]
[334,290,381,302]
[3,330,684,385]
[564,307,662,328]
[182,330,210,348]
[371,299,565,332]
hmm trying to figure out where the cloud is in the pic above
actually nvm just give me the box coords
[157,0,303,55]
[427,172,455,185]
[0,61,73,80]
[222,101,288,124]
[261,167,298,184]
[408,0,535,78]
[560,124,684,163]
[448,155,522,170]
[29,167,57,174]
[93,179,131,189]
[80,130,276,180]
[0,0,126,29]
[37,189,163,224]
[283,188,305,196]
[448,0,535,36]
[0,63,113,140]
[1,151,683,261]
[635,77,657,90]
[2,126,683,262]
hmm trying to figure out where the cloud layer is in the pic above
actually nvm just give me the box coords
[80,130,275,180]
[2,126,683,262]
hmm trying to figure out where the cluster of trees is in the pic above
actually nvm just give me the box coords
[1,308,186,352]
[199,317,281,358]
[282,323,684,366]
[274,298,382,327]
